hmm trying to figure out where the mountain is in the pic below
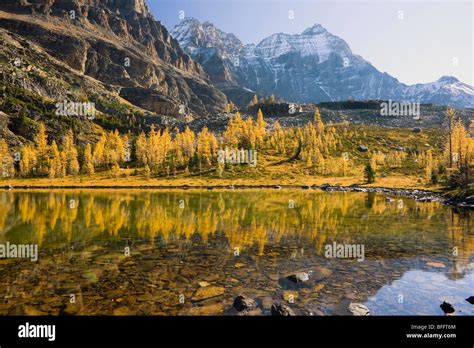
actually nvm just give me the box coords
[171,18,474,108]
[0,0,228,133]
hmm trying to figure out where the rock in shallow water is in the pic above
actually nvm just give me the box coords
[349,303,370,316]
[440,301,455,314]
[191,286,225,302]
[426,261,446,268]
[271,303,296,316]
[312,266,333,280]
[287,272,311,283]
[188,303,224,315]
[233,295,257,312]
[465,296,474,305]
[113,306,134,316]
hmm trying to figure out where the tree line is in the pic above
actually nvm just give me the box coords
[0,108,472,189]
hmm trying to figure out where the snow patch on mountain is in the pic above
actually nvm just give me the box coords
[171,18,474,108]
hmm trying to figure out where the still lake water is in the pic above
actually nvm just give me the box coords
[0,189,472,316]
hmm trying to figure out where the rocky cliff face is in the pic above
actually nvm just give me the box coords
[172,18,474,108]
[0,0,228,117]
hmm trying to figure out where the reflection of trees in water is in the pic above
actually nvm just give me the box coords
[0,190,472,260]
[446,209,474,279]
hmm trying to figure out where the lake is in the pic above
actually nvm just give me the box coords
[0,189,472,316]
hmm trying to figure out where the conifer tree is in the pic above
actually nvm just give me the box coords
[314,108,325,135]
[19,145,37,177]
[93,133,107,170]
[48,140,61,178]
[0,139,14,178]
[256,108,266,146]
[249,94,258,107]
[83,143,95,176]
[182,126,196,159]
[364,162,376,183]
[35,123,49,175]
[135,131,147,165]
[62,130,79,175]
[197,127,215,167]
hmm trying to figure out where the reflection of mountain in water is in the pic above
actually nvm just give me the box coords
[366,270,474,315]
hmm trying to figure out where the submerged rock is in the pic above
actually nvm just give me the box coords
[113,306,134,316]
[271,303,296,316]
[191,286,225,302]
[440,301,455,314]
[240,308,262,316]
[261,297,273,309]
[349,303,370,316]
[233,295,257,312]
[426,261,446,268]
[312,266,333,280]
[189,303,224,315]
[287,272,311,283]
[24,306,47,316]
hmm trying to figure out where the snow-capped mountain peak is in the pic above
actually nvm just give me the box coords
[171,19,474,108]
[252,23,351,62]
[302,23,327,35]
[437,75,460,84]
[405,76,474,107]
[171,17,243,56]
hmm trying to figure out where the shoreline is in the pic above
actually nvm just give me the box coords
[2,183,472,208]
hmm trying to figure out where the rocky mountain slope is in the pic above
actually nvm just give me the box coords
[0,0,228,143]
[171,18,474,108]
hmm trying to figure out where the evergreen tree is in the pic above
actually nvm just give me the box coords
[35,123,49,175]
[48,140,61,178]
[197,127,216,167]
[364,162,376,183]
[249,94,259,107]
[62,130,79,175]
[135,131,147,165]
[256,108,266,146]
[0,139,14,178]
[19,145,37,177]
[93,133,107,170]
[83,143,95,176]
[314,108,324,135]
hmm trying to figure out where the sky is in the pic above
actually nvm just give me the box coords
[148,0,473,86]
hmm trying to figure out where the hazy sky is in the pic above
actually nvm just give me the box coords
[149,0,473,86]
